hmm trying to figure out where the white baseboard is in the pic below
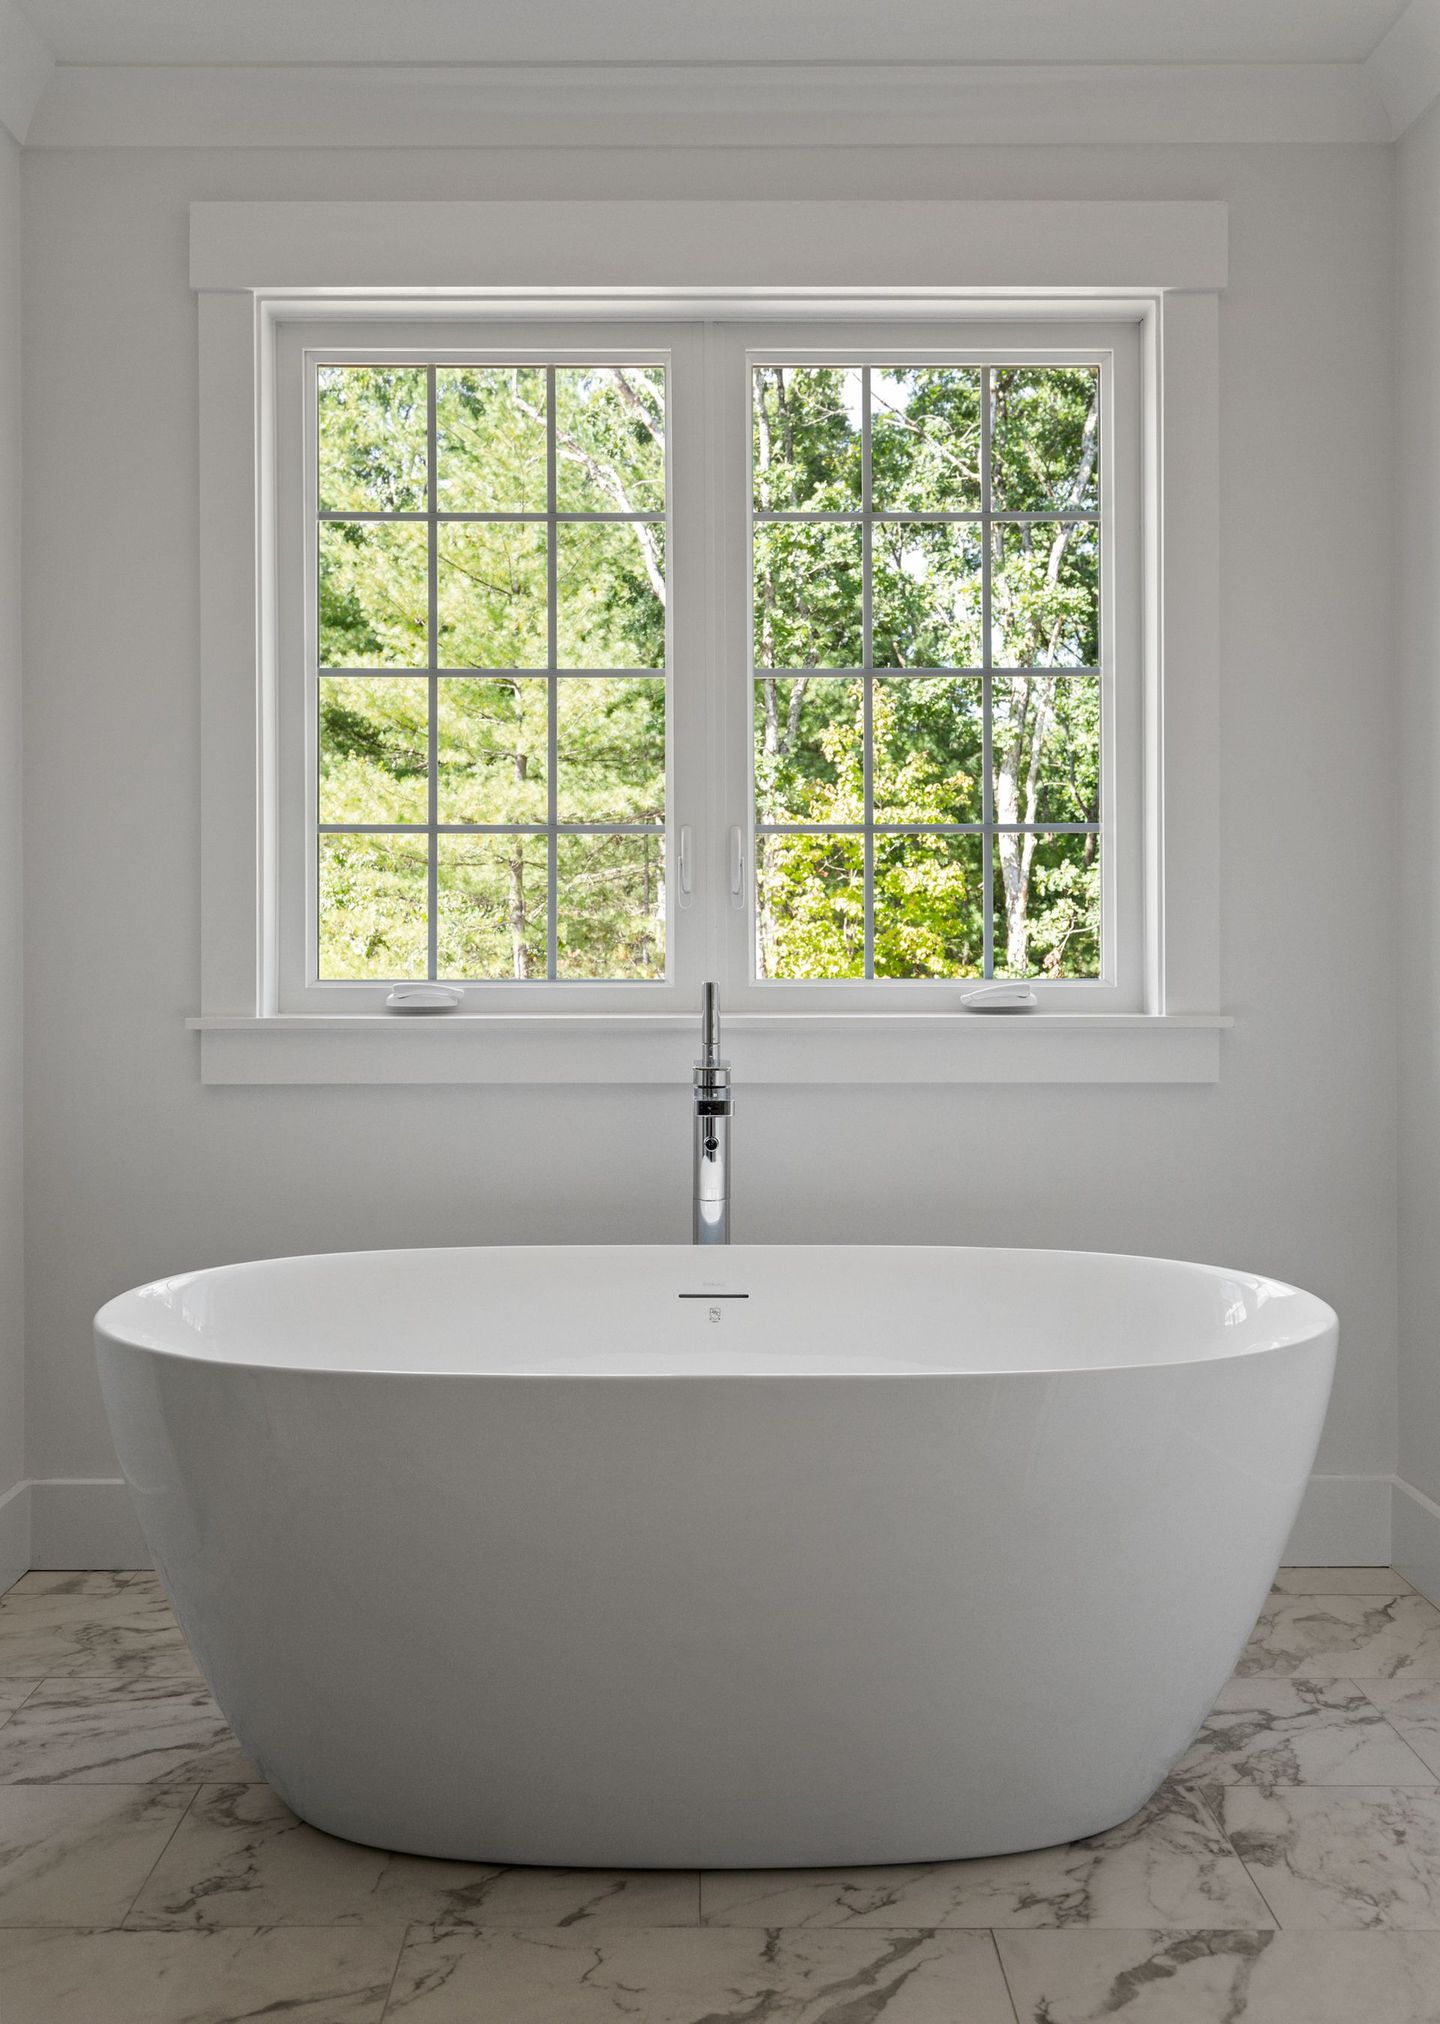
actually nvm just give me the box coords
[1393,1477,1440,1607]
[9,1469,1427,1584]
[0,1479,28,1591]
[1282,1473,1395,1566]
[27,1478,149,1571]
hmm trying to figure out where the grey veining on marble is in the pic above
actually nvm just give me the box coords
[0,1675,258,1785]
[1237,1594,1440,1679]
[385,1923,1017,2023]
[11,1579,1440,2020]
[115,1571,163,1599]
[1173,1677,1437,1796]
[701,1782,1274,1931]
[0,1680,38,1718]
[126,1782,700,1930]
[1220,1785,1440,1929]
[0,1924,406,2024]
[996,1928,1440,2023]
[0,1587,200,1680]
[1361,1680,1440,1778]
[4,1573,143,1600]
[1271,1567,1416,1596]
[0,1784,193,1926]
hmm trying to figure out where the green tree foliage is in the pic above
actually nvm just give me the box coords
[313,359,1101,985]
[752,364,1101,981]
[315,365,666,981]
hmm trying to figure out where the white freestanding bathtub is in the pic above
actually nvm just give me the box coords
[96,1244,1336,1868]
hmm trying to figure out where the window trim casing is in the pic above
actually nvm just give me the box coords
[190,198,1225,1083]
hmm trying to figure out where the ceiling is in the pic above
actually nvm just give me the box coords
[10,0,1416,70]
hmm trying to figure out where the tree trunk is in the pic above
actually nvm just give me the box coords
[989,380,1099,970]
[507,846,530,980]
[508,742,531,979]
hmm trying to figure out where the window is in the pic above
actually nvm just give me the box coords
[313,361,668,984]
[272,316,1140,1017]
[752,364,1102,984]
[194,200,1228,1082]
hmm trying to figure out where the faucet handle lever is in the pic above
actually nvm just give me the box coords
[729,827,746,910]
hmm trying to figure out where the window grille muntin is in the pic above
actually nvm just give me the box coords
[750,360,1103,985]
[311,358,670,984]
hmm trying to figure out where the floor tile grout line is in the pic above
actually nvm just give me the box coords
[112,1782,203,1929]
[1214,1801,1289,1936]
[1231,1860,1285,1934]
[1327,1675,1440,1784]
[1181,1778,1285,1934]
[375,1917,415,2024]
[650,1918,1285,1935]
[987,1926,1025,2024]
[97,1916,1296,1938]
[7,1681,53,1715]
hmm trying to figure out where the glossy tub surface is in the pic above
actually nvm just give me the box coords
[96,1244,1337,1867]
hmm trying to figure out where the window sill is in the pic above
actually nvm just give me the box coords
[187,1012,1229,1085]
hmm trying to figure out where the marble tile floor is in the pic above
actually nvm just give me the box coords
[2,1570,1440,2019]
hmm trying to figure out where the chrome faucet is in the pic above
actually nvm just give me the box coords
[693,982,733,1245]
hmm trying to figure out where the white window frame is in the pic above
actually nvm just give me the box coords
[278,316,1140,1019]
[713,321,1141,1013]
[189,198,1228,1084]
[275,319,711,1015]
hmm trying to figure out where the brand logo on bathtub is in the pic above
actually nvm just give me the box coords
[678,1291,748,1324]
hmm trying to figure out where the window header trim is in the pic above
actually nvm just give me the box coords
[190,199,1228,296]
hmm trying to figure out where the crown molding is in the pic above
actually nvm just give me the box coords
[0,0,53,145]
[1366,0,1440,138]
[24,58,1392,150]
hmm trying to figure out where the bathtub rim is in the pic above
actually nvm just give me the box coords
[94,1242,1339,1383]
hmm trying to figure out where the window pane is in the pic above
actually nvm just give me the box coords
[556,678,664,824]
[874,833,984,979]
[753,523,864,669]
[437,834,547,979]
[754,677,863,825]
[991,367,1100,513]
[319,522,428,668]
[437,523,547,669]
[753,367,862,513]
[317,834,428,979]
[556,833,665,979]
[436,677,547,825]
[870,368,982,513]
[556,521,665,669]
[873,677,983,826]
[434,367,547,513]
[755,832,865,980]
[990,520,1098,669]
[317,366,428,515]
[318,677,428,825]
[991,676,1100,827]
[994,830,1101,979]
[872,522,983,669]
[555,367,666,514]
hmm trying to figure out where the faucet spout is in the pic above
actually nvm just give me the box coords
[700,981,720,1068]
[692,981,732,1246]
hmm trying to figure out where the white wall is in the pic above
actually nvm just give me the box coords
[0,127,24,1584]
[1397,102,1440,1589]
[20,142,1399,1564]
